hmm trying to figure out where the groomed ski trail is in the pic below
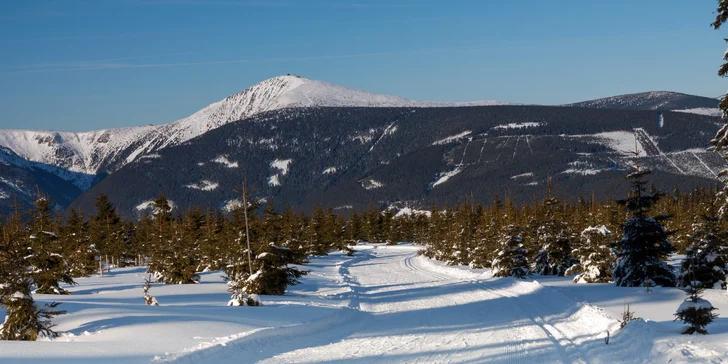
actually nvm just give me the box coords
[168,245,627,363]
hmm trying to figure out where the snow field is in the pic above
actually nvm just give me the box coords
[1,245,727,363]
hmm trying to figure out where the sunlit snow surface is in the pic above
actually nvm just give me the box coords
[672,108,722,117]
[1,245,725,363]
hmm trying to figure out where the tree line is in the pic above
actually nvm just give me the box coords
[2,164,727,340]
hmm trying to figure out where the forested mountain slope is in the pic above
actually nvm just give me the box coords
[69,105,726,218]
[0,76,509,214]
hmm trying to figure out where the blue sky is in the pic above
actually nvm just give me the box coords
[1,0,727,131]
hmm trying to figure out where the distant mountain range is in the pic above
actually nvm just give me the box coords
[0,75,723,216]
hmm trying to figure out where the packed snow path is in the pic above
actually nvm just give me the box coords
[169,245,621,363]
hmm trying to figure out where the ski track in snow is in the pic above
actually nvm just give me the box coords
[458,137,472,166]
[4,245,728,363]
[494,136,512,162]
[690,152,718,177]
[525,135,533,155]
[167,247,618,363]
[476,138,487,164]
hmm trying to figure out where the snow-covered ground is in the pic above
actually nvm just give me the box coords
[1,245,726,363]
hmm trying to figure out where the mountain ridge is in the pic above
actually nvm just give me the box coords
[0,75,512,184]
[0,75,723,214]
[68,105,726,219]
[565,91,720,114]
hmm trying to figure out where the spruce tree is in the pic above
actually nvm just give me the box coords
[243,243,306,295]
[148,195,200,284]
[305,206,328,256]
[260,200,281,247]
[224,183,259,302]
[279,206,306,264]
[345,211,362,245]
[565,226,614,283]
[612,169,677,287]
[321,207,341,251]
[531,184,576,276]
[0,207,66,341]
[61,209,97,278]
[198,210,224,271]
[674,282,719,335]
[142,275,159,306]
[711,0,728,216]
[677,207,728,289]
[533,231,577,276]
[181,208,204,272]
[491,225,529,279]
[28,196,74,294]
[89,194,125,274]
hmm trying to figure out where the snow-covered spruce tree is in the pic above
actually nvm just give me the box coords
[0,278,67,341]
[88,194,126,275]
[711,1,728,215]
[468,204,495,269]
[243,244,306,296]
[362,203,384,244]
[224,237,256,306]
[197,210,226,272]
[28,196,75,294]
[142,275,159,306]
[147,195,200,284]
[61,209,98,278]
[612,169,677,287]
[278,207,308,264]
[674,281,719,334]
[677,208,728,289]
[491,225,530,279]
[305,206,329,256]
[531,183,577,276]
[0,209,66,341]
[565,226,614,283]
[533,230,577,276]
[381,208,397,245]
[345,210,363,244]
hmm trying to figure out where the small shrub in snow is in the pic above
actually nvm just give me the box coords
[491,225,529,279]
[341,245,356,256]
[674,284,718,335]
[619,300,640,329]
[227,291,262,307]
[566,226,614,283]
[142,276,159,306]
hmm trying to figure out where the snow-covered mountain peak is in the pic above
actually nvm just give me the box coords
[153,75,510,149]
[566,90,720,112]
[14,75,722,195]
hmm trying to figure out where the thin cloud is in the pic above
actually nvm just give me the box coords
[2,35,104,43]
[130,0,420,9]
[322,1,420,9]
[5,52,198,72]
[0,9,87,20]
[4,46,493,73]
[130,0,291,6]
